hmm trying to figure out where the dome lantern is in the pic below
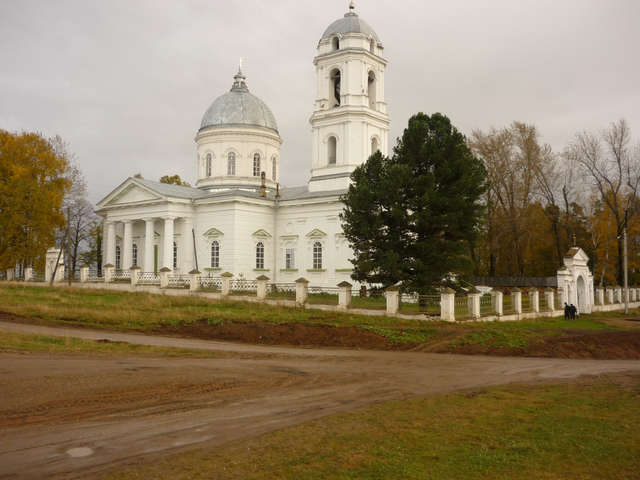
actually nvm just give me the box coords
[199,69,278,133]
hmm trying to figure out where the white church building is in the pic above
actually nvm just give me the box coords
[96,2,388,286]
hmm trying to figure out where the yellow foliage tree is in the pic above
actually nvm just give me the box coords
[0,130,70,270]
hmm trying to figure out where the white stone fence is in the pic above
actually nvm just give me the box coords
[4,267,639,322]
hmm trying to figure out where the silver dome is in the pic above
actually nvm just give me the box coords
[321,7,379,42]
[200,69,278,133]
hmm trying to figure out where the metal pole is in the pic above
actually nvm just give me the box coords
[192,228,199,272]
[624,227,629,314]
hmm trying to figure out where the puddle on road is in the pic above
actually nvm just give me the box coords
[66,447,94,458]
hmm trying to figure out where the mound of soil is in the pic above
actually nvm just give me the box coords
[158,319,398,350]
[444,330,640,359]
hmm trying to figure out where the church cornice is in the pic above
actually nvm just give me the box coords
[310,107,390,126]
[195,125,282,144]
[314,48,387,66]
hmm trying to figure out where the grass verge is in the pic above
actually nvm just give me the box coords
[0,284,635,353]
[99,375,640,480]
[0,330,226,358]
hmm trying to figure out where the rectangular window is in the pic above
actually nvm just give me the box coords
[313,242,323,270]
[173,242,177,270]
[256,242,265,270]
[285,248,295,269]
[211,241,219,268]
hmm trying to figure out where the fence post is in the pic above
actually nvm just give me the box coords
[295,278,309,306]
[159,267,171,288]
[544,288,554,311]
[221,272,233,296]
[190,269,201,292]
[130,266,141,287]
[530,289,540,313]
[630,288,636,303]
[6,269,14,281]
[491,290,503,316]
[468,289,481,319]
[103,264,114,283]
[337,281,352,310]
[512,288,522,314]
[595,287,604,305]
[80,265,89,283]
[256,275,269,300]
[606,288,613,304]
[440,288,456,322]
[24,267,33,282]
[384,286,400,315]
[615,286,622,304]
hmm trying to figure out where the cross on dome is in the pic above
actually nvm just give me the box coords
[232,64,248,92]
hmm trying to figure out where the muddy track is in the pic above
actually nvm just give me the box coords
[0,321,639,480]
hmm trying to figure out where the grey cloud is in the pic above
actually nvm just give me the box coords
[1,0,638,203]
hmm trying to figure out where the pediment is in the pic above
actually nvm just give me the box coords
[252,229,272,239]
[203,227,224,239]
[100,181,163,207]
[563,247,589,266]
[306,228,327,238]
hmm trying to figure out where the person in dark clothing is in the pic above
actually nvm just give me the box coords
[569,304,577,320]
[564,303,570,320]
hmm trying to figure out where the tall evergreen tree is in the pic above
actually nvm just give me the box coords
[341,113,487,293]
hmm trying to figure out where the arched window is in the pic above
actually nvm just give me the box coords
[206,153,212,177]
[313,242,323,270]
[115,246,121,270]
[328,136,337,165]
[227,152,236,176]
[371,137,379,155]
[173,242,177,270]
[132,243,138,267]
[370,39,376,54]
[330,69,341,107]
[368,71,377,110]
[272,156,277,181]
[253,153,261,177]
[210,241,219,268]
[332,36,340,51]
[256,242,264,270]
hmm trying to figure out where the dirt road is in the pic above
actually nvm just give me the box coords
[1,321,639,480]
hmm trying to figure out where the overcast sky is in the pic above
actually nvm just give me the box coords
[1,0,639,203]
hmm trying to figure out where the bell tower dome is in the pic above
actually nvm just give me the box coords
[308,1,390,192]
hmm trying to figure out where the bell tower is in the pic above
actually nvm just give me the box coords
[308,1,390,192]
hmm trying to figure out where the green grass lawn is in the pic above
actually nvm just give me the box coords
[99,375,640,480]
[0,284,632,351]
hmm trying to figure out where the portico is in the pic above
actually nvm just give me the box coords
[103,215,194,273]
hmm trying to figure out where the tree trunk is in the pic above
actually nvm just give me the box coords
[617,234,624,286]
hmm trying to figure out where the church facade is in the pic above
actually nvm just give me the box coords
[96,3,389,286]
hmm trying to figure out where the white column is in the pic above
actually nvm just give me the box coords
[513,289,522,314]
[530,290,540,313]
[182,217,194,273]
[544,289,555,311]
[122,220,132,270]
[162,217,175,270]
[440,288,456,322]
[595,288,604,306]
[468,292,481,319]
[106,221,117,266]
[295,277,309,305]
[337,281,352,310]
[143,218,155,272]
[385,287,399,315]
